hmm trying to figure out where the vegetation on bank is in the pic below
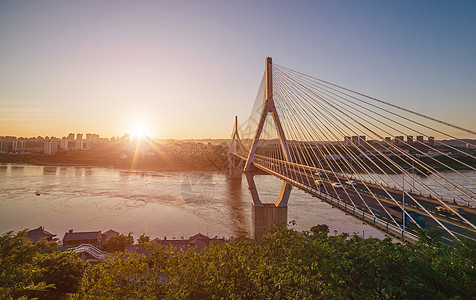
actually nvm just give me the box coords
[1,225,475,299]
[0,148,229,171]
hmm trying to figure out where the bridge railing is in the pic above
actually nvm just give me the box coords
[250,159,419,243]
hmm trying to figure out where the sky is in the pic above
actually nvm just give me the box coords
[1,0,475,139]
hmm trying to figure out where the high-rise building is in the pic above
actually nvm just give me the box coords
[67,133,75,141]
[428,136,435,146]
[344,136,351,146]
[75,134,82,150]
[416,136,424,143]
[395,136,404,146]
[44,141,58,155]
[407,136,413,143]
[60,139,69,150]
[359,136,366,145]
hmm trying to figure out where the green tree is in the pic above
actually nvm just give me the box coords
[102,232,134,252]
[0,230,87,299]
[77,224,476,299]
[137,233,150,245]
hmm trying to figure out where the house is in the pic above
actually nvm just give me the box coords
[152,233,228,252]
[101,229,119,243]
[26,226,57,243]
[63,230,102,248]
[188,233,226,250]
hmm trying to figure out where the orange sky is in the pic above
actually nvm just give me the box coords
[1,1,475,139]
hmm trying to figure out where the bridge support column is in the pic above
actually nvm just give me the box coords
[229,163,242,179]
[246,171,290,239]
[228,115,244,180]
[252,203,287,239]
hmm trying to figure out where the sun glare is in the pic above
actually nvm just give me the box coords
[129,123,148,140]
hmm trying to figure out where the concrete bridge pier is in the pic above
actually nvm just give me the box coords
[246,171,291,239]
[252,204,287,239]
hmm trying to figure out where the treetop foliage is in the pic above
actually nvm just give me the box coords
[1,225,475,299]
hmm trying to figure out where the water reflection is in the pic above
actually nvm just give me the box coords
[226,177,249,237]
[43,166,57,175]
[85,167,93,176]
[10,165,24,172]
[2,164,473,240]
[59,167,67,175]
[75,167,83,176]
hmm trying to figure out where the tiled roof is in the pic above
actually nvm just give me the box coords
[189,233,209,241]
[63,231,101,242]
[27,226,56,243]
[103,229,119,235]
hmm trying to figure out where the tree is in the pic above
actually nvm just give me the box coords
[102,232,134,253]
[0,229,87,299]
[77,224,476,299]
[137,233,150,245]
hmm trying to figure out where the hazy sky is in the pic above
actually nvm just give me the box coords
[1,0,475,139]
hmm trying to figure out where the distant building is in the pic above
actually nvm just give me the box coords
[0,138,13,152]
[394,136,404,146]
[384,137,391,143]
[63,230,102,248]
[407,136,413,144]
[344,136,351,146]
[27,226,57,243]
[60,139,69,150]
[67,133,75,141]
[416,136,424,143]
[101,229,119,243]
[85,133,100,143]
[428,136,435,146]
[359,136,366,144]
[44,141,58,154]
[11,139,25,152]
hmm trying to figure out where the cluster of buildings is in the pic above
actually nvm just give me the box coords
[1,134,219,156]
[343,135,435,147]
[43,133,101,154]
[0,133,104,155]
[26,226,230,264]
[161,141,215,154]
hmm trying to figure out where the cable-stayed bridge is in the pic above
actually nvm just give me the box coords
[228,57,476,244]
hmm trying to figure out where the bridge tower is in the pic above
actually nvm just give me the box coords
[244,57,293,238]
[228,115,243,179]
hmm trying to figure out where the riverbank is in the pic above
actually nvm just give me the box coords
[0,150,228,172]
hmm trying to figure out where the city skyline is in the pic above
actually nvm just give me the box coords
[1,1,475,139]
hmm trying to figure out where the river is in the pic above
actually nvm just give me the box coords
[2,163,441,240]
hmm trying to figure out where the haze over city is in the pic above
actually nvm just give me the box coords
[1,0,475,139]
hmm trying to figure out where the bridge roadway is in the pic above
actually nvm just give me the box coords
[231,152,476,243]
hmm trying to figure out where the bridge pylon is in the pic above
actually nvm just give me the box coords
[228,116,244,179]
[244,57,293,238]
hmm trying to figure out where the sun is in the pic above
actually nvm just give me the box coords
[128,123,148,139]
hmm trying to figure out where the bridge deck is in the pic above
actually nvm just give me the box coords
[231,151,476,244]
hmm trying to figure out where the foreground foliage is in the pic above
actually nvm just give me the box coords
[0,230,87,299]
[79,225,476,299]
